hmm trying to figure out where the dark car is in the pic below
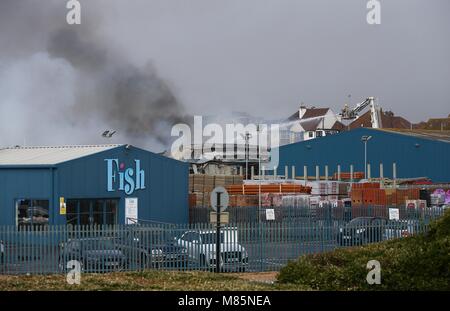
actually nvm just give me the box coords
[337,217,387,246]
[116,227,188,269]
[59,237,127,272]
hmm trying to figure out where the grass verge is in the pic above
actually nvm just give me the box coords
[277,210,450,290]
[0,270,308,291]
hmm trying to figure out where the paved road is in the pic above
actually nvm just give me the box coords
[243,240,338,271]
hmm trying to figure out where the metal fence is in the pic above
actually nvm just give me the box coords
[189,204,448,224]
[0,206,446,275]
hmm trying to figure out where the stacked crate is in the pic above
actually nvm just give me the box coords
[385,188,396,205]
[338,182,349,199]
[333,172,365,180]
[214,175,226,187]
[395,188,420,206]
[188,174,245,207]
[351,182,386,206]
[226,184,312,195]
[191,174,205,206]
[351,183,422,208]
[232,194,258,207]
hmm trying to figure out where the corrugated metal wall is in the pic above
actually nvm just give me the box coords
[0,145,189,225]
[0,167,54,225]
[275,128,450,182]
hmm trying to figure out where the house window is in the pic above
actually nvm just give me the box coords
[316,131,323,137]
[16,199,49,230]
[308,131,314,138]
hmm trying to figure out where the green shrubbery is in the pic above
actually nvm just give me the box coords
[277,210,450,290]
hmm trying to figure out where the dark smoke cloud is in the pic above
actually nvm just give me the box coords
[0,0,190,150]
[46,26,190,146]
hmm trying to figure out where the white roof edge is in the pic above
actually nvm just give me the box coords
[2,144,124,150]
[0,144,126,166]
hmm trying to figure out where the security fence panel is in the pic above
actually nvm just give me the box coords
[0,206,442,275]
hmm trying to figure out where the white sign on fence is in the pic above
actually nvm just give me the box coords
[266,209,275,221]
[125,197,138,224]
[389,208,400,220]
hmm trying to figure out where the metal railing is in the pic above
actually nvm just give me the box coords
[189,204,447,224]
[0,206,446,275]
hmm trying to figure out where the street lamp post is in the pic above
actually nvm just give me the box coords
[257,124,263,271]
[257,125,261,224]
[361,135,372,179]
[244,132,251,180]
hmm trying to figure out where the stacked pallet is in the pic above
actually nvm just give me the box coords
[351,182,382,206]
[338,182,350,199]
[188,193,196,208]
[231,195,259,207]
[332,171,365,180]
[226,184,312,195]
[351,183,421,207]
[189,174,244,207]
[395,189,420,205]
[307,181,346,198]
[385,188,396,205]
[257,193,293,208]
[281,194,311,208]
[352,182,381,190]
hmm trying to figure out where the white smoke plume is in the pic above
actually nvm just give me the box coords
[0,0,189,152]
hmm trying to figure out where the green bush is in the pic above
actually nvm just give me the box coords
[277,210,450,290]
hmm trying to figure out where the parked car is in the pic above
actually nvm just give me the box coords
[58,237,127,272]
[116,227,188,269]
[337,217,387,246]
[384,219,420,240]
[175,228,248,272]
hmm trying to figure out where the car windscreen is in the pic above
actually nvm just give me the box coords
[200,233,224,244]
[139,232,167,243]
[347,218,372,227]
[387,220,410,229]
[82,239,116,250]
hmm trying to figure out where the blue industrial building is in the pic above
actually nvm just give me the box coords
[275,128,450,183]
[0,144,188,227]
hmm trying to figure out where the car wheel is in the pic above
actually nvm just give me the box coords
[200,255,209,271]
[58,258,66,273]
[140,254,148,269]
[361,235,369,245]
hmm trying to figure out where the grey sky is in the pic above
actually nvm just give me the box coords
[0,0,449,149]
[102,0,450,121]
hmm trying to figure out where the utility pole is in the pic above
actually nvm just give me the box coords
[257,125,261,223]
[215,191,222,273]
[244,132,251,180]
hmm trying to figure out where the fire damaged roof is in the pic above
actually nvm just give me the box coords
[287,107,330,121]
[301,108,329,119]
[331,120,346,131]
[348,110,412,130]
